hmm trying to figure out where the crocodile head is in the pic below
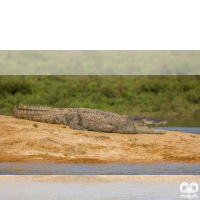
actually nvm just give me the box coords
[142,117,167,126]
[134,117,167,134]
[118,116,167,134]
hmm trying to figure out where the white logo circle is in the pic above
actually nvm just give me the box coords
[180,182,198,199]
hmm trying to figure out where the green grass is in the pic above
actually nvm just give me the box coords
[29,155,40,158]
[0,75,200,118]
[33,124,38,128]
[64,153,71,156]
[80,150,87,155]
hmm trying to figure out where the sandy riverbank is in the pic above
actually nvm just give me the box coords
[0,175,200,183]
[0,115,200,163]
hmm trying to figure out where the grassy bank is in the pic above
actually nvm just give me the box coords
[0,75,200,118]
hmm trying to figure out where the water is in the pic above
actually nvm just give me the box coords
[0,179,199,200]
[151,118,200,134]
[164,118,200,127]
[0,162,200,175]
[155,127,200,134]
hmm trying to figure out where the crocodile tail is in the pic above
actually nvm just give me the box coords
[11,106,29,119]
[11,106,16,116]
[11,106,61,124]
[11,106,21,117]
[11,106,52,122]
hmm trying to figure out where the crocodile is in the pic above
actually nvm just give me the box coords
[11,106,167,134]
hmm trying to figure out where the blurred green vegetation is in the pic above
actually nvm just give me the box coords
[0,51,200,75]
[0,75,200,118]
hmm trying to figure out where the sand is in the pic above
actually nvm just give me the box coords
[0,115,200,163]
[0,175,200,183]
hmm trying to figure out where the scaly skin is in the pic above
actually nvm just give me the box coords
[11,106,167,134]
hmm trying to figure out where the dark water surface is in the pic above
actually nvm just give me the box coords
[0,162,199,175]
[147,118,200,134]
[152,118,200,134]
[165,118,200,127]
[155,127,200,134]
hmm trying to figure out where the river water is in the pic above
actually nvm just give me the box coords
[155,127,200,134]
[0,162,199,175]
[154,118,200,134]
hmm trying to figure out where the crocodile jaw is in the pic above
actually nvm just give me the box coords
[136,126,166,134]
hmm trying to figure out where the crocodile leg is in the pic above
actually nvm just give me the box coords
[66,112,86,130]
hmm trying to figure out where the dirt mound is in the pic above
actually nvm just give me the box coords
[0,115,200,163]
